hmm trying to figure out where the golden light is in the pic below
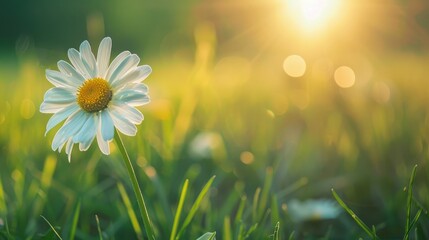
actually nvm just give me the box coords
[334,66,355,88]
[287,0,340,31]
[283,55,306,78]
[372,81,391,104]
[240,151,254,165]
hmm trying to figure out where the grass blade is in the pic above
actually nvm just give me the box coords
[114,130,155,240]
[271,195,279,224]
[258,167,273,220]
[288,231,295,240]
[196,232,216,240]
[272,222,280,240]
[223,216,232,240]
[0,177,7,218]
[69,200,81,240]
[403,208,423,240]
[117,183,143,240]
[95,214,103,240]
[234,196,247,225]
[176,176,216,239]
[41,215,63,240]
[252,188,261,222]
[170,179,189,240]
[404,164,418,240]
[331,189,378,239]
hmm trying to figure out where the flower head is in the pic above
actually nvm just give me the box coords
[287,199,341,222]
[40,37,151,161]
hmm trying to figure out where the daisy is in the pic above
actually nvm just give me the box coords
[40,37,151,161]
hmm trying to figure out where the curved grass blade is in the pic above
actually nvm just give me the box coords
[95,215,103,240]
[331,189,379,240]
[41,215,63,240]
[404,164,418,240]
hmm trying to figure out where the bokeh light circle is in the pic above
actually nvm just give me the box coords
[334,66,355,88]
[283,55,306,78]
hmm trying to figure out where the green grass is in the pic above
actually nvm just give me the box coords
[1,20,429,239]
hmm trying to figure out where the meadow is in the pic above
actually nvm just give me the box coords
[0,0,429,239]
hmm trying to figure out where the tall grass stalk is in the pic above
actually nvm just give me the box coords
[170,179,189,240]
[68,201,80,240]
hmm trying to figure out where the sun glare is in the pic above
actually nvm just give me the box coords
[287,0,340,31]
[283,55,306,78]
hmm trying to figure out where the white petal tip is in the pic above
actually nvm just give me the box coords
[102,37,112,42]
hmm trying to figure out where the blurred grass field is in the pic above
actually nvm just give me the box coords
[1,0,429,239]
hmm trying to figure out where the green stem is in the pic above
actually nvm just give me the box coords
[114,130,155,240]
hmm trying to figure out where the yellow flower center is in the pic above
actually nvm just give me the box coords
[77,78,112,112]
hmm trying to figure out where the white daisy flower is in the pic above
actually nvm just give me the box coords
[287,199,341,222]
[40,37,151,162]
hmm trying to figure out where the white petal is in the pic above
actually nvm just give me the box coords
[68,48,91,79]
[100,110,114,141]
[40,102,74,114]
[46,70,79,89]
[111,65,152,89]
[79,40,97,78]
[73,113,97,144]
[113,89,150,107]
[118,83,149,94]
[45,104,80,135]
[97,37,112,78]
[43,87,75,104]
[109,54,140,85]
[96,123,110,155]
[57,60,85,86]
[58,137,68,153]
[105,51,131,83]
[79,139,93,151]
[110,104,143,125]
[65,138,74,162]
[51,110,87,150]
[109,109,137,136]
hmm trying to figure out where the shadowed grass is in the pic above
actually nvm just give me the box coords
[332,189,379,239]
[95,215,103,240]
[68,200,80,240]
[41,215,62,240]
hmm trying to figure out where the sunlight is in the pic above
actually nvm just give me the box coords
[334,66,355,88]
[283,55,306,78]
[287,0,340,31]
